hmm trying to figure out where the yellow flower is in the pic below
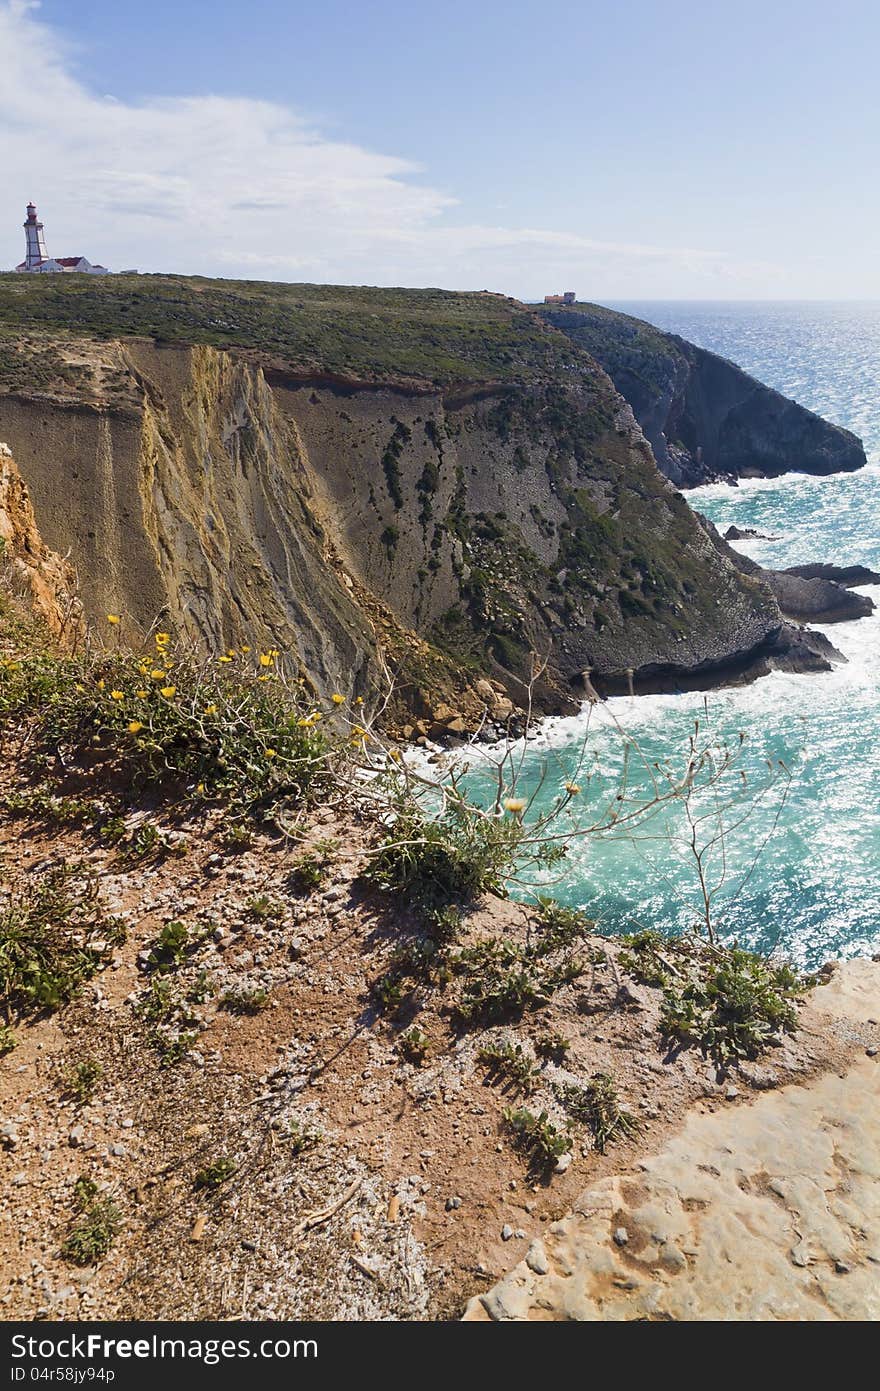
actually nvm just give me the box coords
[259,652,274,667]
[127,721,143,734]
[106,614,120,625]
[196,782,206,794]
[227,648,237,657]
[564,782,581,796]
[503,797,527,815]
[257,675,269,682]
[136,689,148,698]
[355,696,364,705]
[160,686,176,699]
[150,669,166,680]
[331,693,345,705]
[110,690,124,701]
[218,656,232,664]
[387,748,401,761]
[204,704,218,716]
[155,632,170,646]
[264,748,277,758]
[96,679,105,690]
[240,644,251,653]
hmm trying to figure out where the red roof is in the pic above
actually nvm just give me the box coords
[55,256,84,266]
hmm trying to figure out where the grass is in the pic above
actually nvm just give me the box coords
[0,863,125,1018]
[61,1176,121,1266]
[0,274,584,388]
[620,931,810,1065]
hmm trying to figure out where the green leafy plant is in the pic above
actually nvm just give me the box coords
[364,799,523,916]
[477,1040,539,1094]
[535,1031,570,1063]
[660,948,805,1065]
[286,1118,321,1155]
[531,897,594,955]
[555,1074,638,1152]
[621,932,808,1065]
[397,1026,430,1065]
[62,1057,103,1106]
[0,1023,17,1056]
[61,1176,121,1266]
[451,937,582,1027]
[502,1107,572,1176]
[0,864,125,1017]
[194,1157,237,1190]
[220,985,269,1015]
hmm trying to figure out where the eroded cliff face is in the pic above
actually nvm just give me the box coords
[0,442,82,643]
[0,324,813,715]
[540,303,866,487]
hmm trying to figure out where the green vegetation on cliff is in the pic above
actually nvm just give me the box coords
[0,274,582,386]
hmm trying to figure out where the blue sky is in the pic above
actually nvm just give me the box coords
[2,0,879,297]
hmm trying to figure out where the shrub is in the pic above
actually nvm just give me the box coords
[61,1176,120,1265]
[365,799,523,915]
[0,1023,17,1056]
[0,638,332,820]
[0,864,125,1017]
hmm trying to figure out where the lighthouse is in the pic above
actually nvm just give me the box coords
[13,203,112,274]
[23,202,48,270]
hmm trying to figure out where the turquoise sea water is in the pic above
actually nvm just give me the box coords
[466,303,880,968]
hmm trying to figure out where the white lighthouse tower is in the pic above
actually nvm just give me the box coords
[23,202,49,270]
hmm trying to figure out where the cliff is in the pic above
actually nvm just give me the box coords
[539,302,867,487]
[0,275,841,714]
[0,442,82,644]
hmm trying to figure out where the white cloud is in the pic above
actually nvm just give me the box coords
[0,1,779,293]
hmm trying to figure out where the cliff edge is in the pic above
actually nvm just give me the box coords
[539,302,867,487]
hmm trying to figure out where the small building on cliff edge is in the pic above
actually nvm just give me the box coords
[544,291,576,305]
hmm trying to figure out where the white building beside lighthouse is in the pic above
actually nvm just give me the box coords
[14,203,110,274]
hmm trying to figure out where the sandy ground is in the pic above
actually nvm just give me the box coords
[1,786,876,1321]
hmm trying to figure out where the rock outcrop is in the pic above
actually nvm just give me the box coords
[700,516,875,625]
[0,442,82,643]
[539,302,867,487]
[465,959,880,1322]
